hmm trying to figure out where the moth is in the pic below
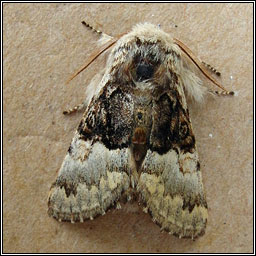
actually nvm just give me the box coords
[48,22,233,239]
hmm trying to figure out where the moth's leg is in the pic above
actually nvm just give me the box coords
[81,21,113,42]
[208,89,235,96]
[201,61,221,76]
[63,102,86,115]
[201,62,235,96]
[81,21,103,35]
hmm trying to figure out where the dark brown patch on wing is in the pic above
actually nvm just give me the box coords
[182,194,208,213]
[78,87,135,150]
[51,178,78,198]
[150,90,196,155]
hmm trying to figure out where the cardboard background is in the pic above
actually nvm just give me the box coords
[3,3,253,253]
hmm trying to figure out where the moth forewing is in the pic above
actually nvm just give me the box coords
[137,84,207,238]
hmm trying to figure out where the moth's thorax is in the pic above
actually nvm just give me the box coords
[130,93,153,171]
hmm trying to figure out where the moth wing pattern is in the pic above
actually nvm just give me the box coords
[139,150,207,238]
[48,81,135,222]
[47,133,131,222]
[137,87,207,238]
[47,23,218,238]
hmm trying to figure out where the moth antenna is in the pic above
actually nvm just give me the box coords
[174,38,230,93]
[66,37,119,84]
[81,21,103,35]
[202,61,221,76]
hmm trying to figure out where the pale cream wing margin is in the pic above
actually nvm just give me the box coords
[48,132,131,223]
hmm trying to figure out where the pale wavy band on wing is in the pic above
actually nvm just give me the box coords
[48,135,131,223]
[138,149,208,238]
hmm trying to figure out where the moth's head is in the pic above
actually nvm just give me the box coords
[108,23,181,88]
[135,62,155,81]
[130,53,162,83]
[110,43,178,93]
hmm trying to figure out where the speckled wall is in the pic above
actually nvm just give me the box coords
[3,3,253,253]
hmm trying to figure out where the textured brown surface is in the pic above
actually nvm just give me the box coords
[3,3,253,253]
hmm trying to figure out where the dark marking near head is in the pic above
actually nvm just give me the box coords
[136,63,154,81]
[137,112,143,120]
